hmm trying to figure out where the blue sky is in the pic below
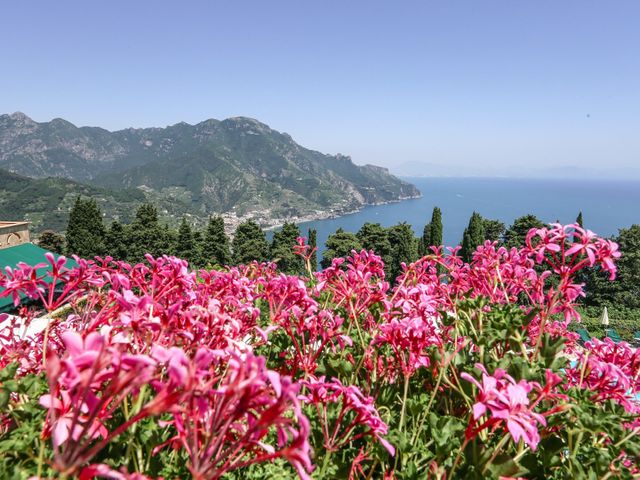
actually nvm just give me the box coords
[1,1,638,175]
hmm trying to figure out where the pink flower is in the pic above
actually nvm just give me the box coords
[79,464,160,480]
[40,330,159,474]
[164,350,313,480]
[301,377,394,456]
[566,337,640,411]
[461,364,547,451]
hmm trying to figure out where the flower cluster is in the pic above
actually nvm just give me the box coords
[0,223,637,479]
[566,337,640,412]
[461,364,564,451]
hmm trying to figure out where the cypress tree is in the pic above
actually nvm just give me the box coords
[461,232,473,262]
[192,230,203,264]
[460,212,485,262]
[127,203,165,261]
[160,224,175,257]
[232,220,269,265]
[175,217,197,265]
[576,212,584,228]
[105,221,129,260]
[201,216,231,266]
[308,228,318,271]
[388,222,418,281]
[429,207,443,248]
[65,196,106,258]
[135,204,159,226]
[271,222,303,274]
[418,222,431,256]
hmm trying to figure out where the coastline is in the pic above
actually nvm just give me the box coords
[259,193,423,232]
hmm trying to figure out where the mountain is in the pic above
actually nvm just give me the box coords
[0,169,151,232]
[0,113,420,223]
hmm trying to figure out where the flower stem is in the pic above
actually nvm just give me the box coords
[482,434,510,474]
[399,374,410,433]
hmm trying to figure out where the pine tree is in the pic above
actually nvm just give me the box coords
[308,228,318,271]
[232,220,269,265]
[201,216,231,267]
[37,230,65,254]
[65,196,106,258]
[504,215,547,249]
[321,228,362,269]
[482,219,505,243]
[175,217,197,265]
[576,212,584,228]
[271,222,303,274]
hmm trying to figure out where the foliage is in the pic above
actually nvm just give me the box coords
[308,228,318,271]
[36,230,65,254]
[321,228,362,269]
[122,204,170,263]
[460,211,485,262]
[232,220,269,265]
[357,223,393,274]
[429,206,443,248]
[482,218,505,243]
[0,223,638,479]
[271,222,304,275]
[65,196,106,258]
[418,207,443,257]
[105,221,129,261]
[387,222,418,281]
[175,217,198,265]
[585,225,640,309]
[418,221,431,257]
[0,168,145,233]
[504,214,547,248]
[0,113,419,225]
[201,216,231,267]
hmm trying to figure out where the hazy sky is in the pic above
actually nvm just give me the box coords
[1,1,638,175]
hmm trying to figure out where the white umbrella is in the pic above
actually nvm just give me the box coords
[600,306,610,326]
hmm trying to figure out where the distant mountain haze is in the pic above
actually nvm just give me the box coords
[0,112,419,230]
[392,160,640,180]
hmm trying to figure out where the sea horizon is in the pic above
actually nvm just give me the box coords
[290,176,640,259]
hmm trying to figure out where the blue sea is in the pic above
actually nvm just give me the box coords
[292,177,640,258]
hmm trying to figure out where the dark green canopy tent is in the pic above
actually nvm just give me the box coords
[0,243,77,313]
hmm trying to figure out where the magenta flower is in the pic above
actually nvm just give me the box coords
[566,337,640,411]
[40,330,159,474]
[461,364,547,451]
[79,464,159,480]
[163,350,313,480]
[301,376,395,456]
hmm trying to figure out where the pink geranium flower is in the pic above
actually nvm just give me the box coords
[461,364,547,450]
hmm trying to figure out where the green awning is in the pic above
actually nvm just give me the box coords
[0,243,77,312]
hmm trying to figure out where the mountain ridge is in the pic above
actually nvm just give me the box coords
[0,112,420,229]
